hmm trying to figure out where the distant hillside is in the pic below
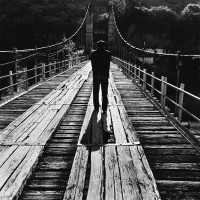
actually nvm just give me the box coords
[142,0,199,13]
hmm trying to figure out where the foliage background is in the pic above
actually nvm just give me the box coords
[0,0,200,53]
[113,0,200,54]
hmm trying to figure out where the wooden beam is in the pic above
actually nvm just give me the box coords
[87,147,104,200]
[63,147,89,200]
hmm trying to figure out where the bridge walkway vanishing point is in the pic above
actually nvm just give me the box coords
[0,61,200,200]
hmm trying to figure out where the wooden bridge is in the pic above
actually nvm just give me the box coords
[0,59,200,200]
[0,3,200,200]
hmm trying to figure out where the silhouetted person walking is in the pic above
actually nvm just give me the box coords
[91,40,111,112]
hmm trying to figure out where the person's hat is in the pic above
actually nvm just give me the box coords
[97,40,106,48]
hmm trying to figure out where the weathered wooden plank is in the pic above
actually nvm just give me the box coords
[105,146,123,200]
[143,148,199,155]
[3,103,42,131]
[0,63,91,146]
[52,133,79,139]
[0,146,30,190]
[109,72,140,143]
[156,180,200,191]
[87,147,104,200]
[78,93,93,145]
[159,191,200,200]
[116,146,142,199]
[45,147,77,155]
[129,146,161,199]
[0,146,43,200]
[153,170,200,181]
[23,109,59,144]
[140,138,190,144]
[56,130,80,134]
[143,144,195,149]
[20,190,63,200]
[36,156,74,170]
[134,126,177,130]
[51,138,78,144]
[0,105,51,144]
[0,145,18,167]
[0,104,50,143]
[150,162,200,171]
[118,106,139,143]
[58,125,82,130]
[109,105,127,143]
[64,147,89,200]
[139,134,187,139]
[48,143,77,148]
[26,179,67,189]
[33,171,70,179]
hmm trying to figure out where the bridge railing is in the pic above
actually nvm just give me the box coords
[0,56,87,102]
[113,56,200,124]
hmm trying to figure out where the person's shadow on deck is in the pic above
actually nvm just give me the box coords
[80,109,111,145]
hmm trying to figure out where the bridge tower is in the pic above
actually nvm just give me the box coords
[85,1,116,53]
[108,5,116,54]
[86,4,94,54]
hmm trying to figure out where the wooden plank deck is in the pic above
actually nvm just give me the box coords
[0,62,92,199]
[63,68,160,200]
[0,61,89,131]
[111,63,200,200]
[0,61,199,199]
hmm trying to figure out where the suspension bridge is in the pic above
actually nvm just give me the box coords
[0,2,200,200]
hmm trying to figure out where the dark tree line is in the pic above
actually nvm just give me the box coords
[0,0,87,50]
[0,0,88,98]
[1,0,200,53]
[114,1,200,54]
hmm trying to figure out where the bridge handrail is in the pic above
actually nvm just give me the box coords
[113,56,200,123]
[120,59,200,102]
[0,56,87,102]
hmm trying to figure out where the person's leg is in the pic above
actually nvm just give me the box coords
[101,79,108,111]
[93,77,100,109]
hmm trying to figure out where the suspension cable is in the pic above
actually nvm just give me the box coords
[0,52,39,67]
[0,4,90,67]
[0,4,90,54]
[112,6,200,58]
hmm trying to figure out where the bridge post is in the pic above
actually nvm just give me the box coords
[143,69,147,91]
[9,71,14,96]
[151,72,155,96]
[56,43,60,73]
[175,51,182,115]
[13,47,18,92]
[161,76,167,108]
[42,64,46,81]
[178,83,185,122]
[47,45,50,64]
[24,67,28,90]
[134,65,137,82]
[34,46,38,84]
[138,67,141,85]
[85,4,93,55]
